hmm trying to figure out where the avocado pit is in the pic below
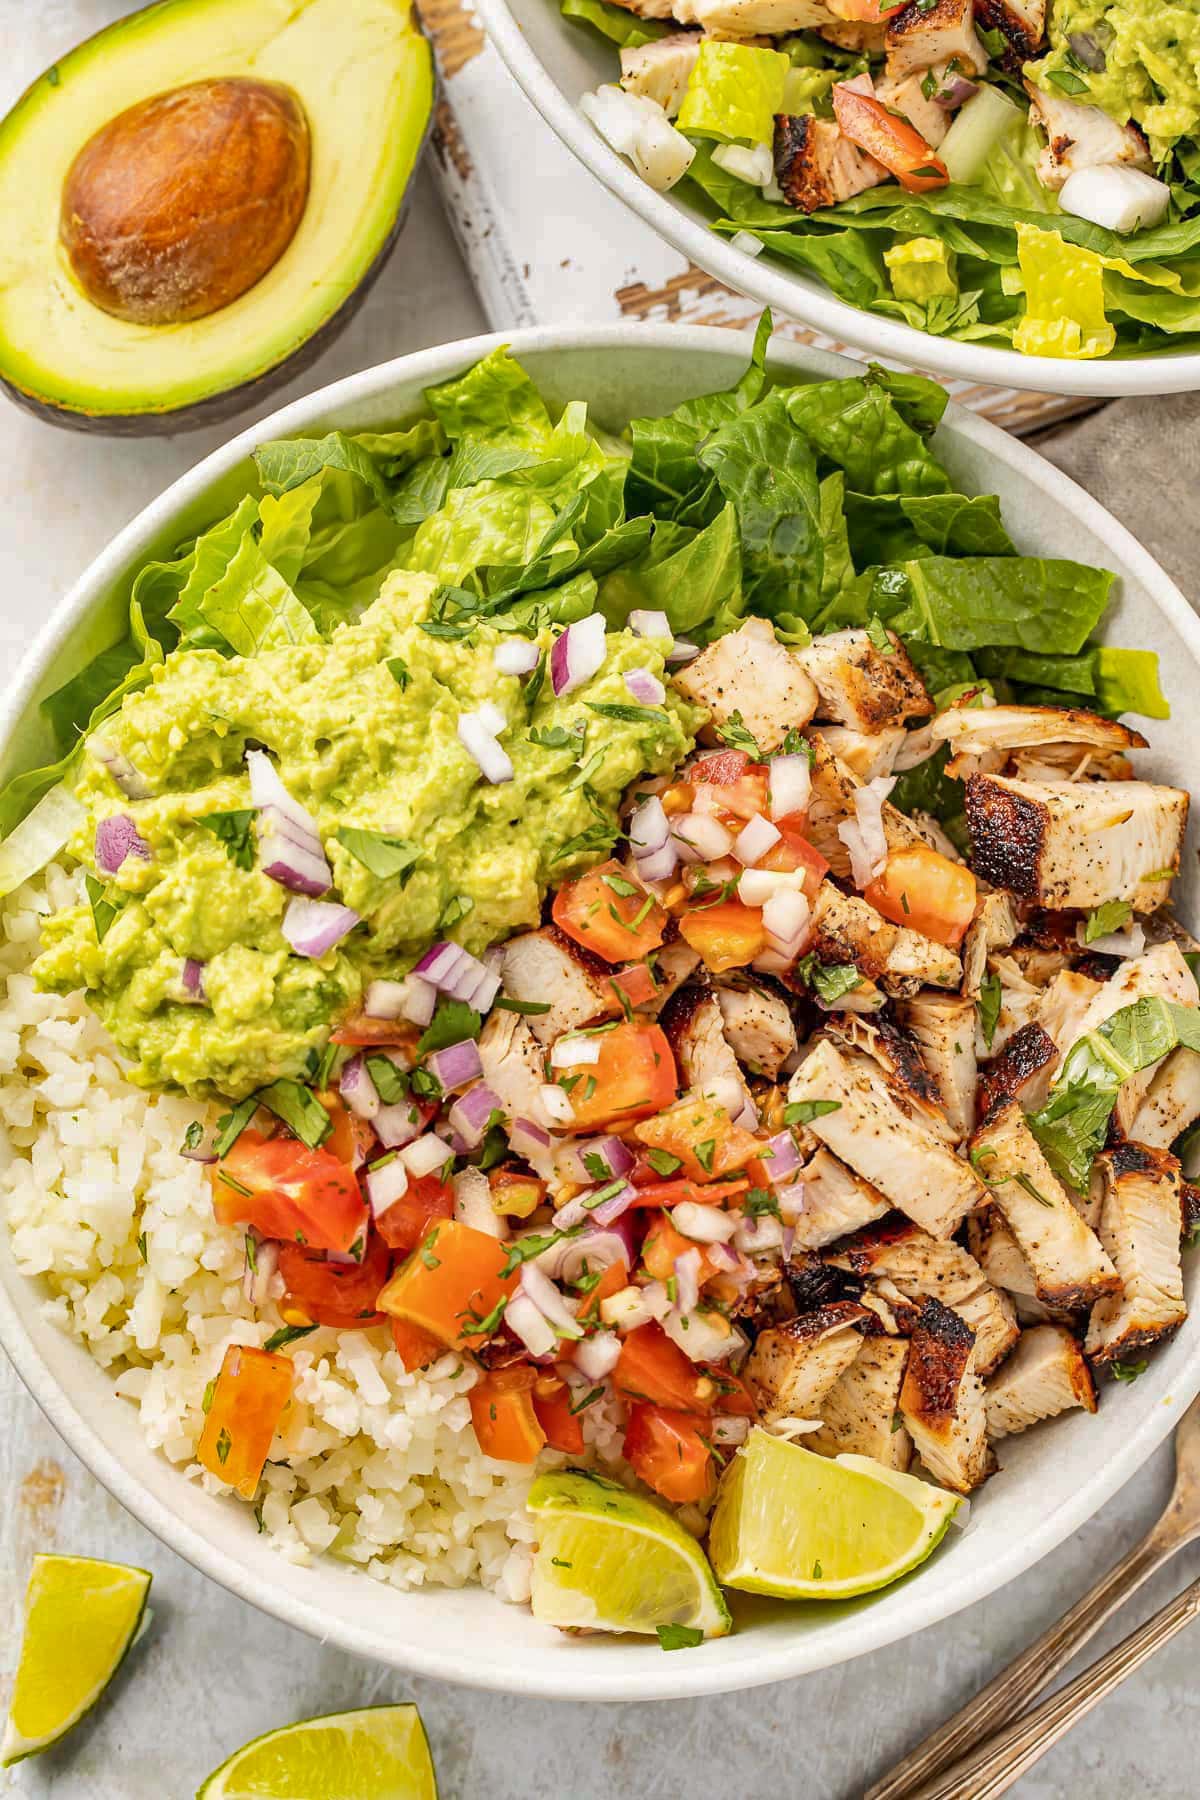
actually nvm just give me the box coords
[60,76,311,326]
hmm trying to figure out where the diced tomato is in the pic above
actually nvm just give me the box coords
[564,1022,677,1131]
[624,1403,715,1504]
[210,1131,369,1256]
[532,1373,586,1453]
[634,1095,760,1185]
[828,0,906,19]
[832,83,949,192]
[865,845,978,947]
[277,1233,391,1329]
[373,1170,455,1254]
[316,1091,375,1170]
[608,962,659,1011]
[759,826,829,903]
[389,1316,444,1372]
[378,1220,518,1350]
[470,1365,546,1463]
[573,1259,630,1328]
[678,900,766,973]
[331,1015,421,1051]
[640,1216,719,1287]
[488,1166,546,1220]
[704,1368,757,1416]
[628,1173,750,1210]
[614,1322,718,1414]
[691,753,770,821]
[552,859,668,965]
[198,1344,293,1499]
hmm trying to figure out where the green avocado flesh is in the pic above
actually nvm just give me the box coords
[0,0,432,424]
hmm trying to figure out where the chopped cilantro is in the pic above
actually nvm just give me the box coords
[1110,1358,1148,1382]
[657,1623,705,1651]
[215,1427,233,1466]
[257,1079,332,1150]
[335,826,422,883]
[784,1099,841,1126]
[494,997,552,1015]
[978,972,1002,1049]
[694,1138,716,1174]
[214,1095,259,1157]
[386,656,410,691]
[1083,900,1133,944]
[416,998,483,1058]
[714,710,763,759]
[196,808,256,870]
[263,1323,319,1353]
[645,1148,683,1177]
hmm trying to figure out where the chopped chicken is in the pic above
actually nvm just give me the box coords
[895,991,978,1138]
[875,71,950,148]
[804,736,929,883]
[808,1336,913,1469]
[963,774,1188,912]
[1130,1049,1200,1150]
[819,18,887,50]
[826,1015,957,1143]
[1035,968,1104,1058]
[501,925,618,1044]
[670,617,818,753]
[970,1098,1119,1308]
[985,1324,1096,1440]
[909,812,967,863]
[619,32,701,116]
[788,1037,989,1238]
[1025,81,1153,192]
[604,0,679,16]
[660,988,754,1121]
[967,1203,1038,1300]
[931,703,1145,781]
[982,953,1047,1058]
[674,0,836,29]
[639,939,701,1016]
[1068,944,1199,1133]
[885,0,988,79]
[743,1300,869,1424]
[1086,1143,1188,1363]
[977,1021,1060,1119]
[773,115,888,213]
[478,1008,547,1125]
[899,1297,996,1493]
[810,881,962,996]
[960,890,1017,997]
[794,628,934,733]
[788,1147,892,1249]
[810,724,908,782]
[714,980,798,1079]
[973,0,1046,60]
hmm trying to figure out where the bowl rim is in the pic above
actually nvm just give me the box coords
[475,0,1200,402]
[3,322,1200,1701]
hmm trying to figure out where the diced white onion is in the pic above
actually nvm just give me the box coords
[550,1034,602,1069]
[629,610,671,640]
[838,776,895,890]
[729,231,764,258]
[732,813,781,868]
[1059,165,1171,235]
[493,640,540,675]
[671,1202,739,1244]
[457,710,514,785]
[762,887,810,960]
[712,140,774,187]
[506,1292,558,1359]
[580,85,695,191]
[769,754,811,820]
[573,1330,622,1380]
[671,813,734,863]
[399,1134,454,1178]
[737,866,806,907]
[540,1082,576,1126]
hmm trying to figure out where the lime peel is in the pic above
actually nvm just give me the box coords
[196,1704,437,1800]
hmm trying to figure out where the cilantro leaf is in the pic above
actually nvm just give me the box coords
[335,827,422,883]
[256,1079,332,1150]
[196,808,256,870]
[416,998,483,1059]
[1083,900,1133,945]
[714,710,763,759]
[784,1099,841,1126]
[657,1624,705,1651]
[978,972,1002,1050]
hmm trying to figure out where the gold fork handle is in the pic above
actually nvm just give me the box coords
[864,1527,1178,1800]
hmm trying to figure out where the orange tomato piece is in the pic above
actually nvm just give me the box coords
[198,1344,293,1499]
[629,1174,750,1209]
[573,1259,630,1328]
[330,1016,421,1051]
[374,1170,455,1254]
[678,900,766,973]
[640,1216,719,1287]
[624,1403,716,1504]
[390,1316,444,1372]
[634,1095,760,1184]
[614,1322,718,1414]
[828,0,905,18]
[277,1233,391,1329]
[210,1131,369,1256]
[564,1022,678,1132]
[759,824,829,903]
[378,1220,518,1350]
[470,1365,547,1463]
[316,1091,375,1169]
[690,752,770,820]
[865,845,978,947]
[488,1167,546,1219]
[832,83,949,192]
[607,962,659,1011]
[532,1373,586,1453]
[552,859,668,965]
[705,1368,757,1416]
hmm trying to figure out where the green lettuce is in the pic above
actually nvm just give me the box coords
[881,554,1113,654]
[560,0,668,48]
[676,42,790,146]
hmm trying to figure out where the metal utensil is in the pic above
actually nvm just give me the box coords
[867,1392,1200,1800]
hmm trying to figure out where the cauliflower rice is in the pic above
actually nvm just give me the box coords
[0,865,627,1598]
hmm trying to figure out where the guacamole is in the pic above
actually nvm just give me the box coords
[35,570,700,1098]
[1029,2,1200,160]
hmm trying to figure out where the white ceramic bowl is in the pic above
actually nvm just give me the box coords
[2,327,1198,1701]
[478,0,1200,401]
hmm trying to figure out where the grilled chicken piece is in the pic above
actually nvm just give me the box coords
[1130,1049,1200,1150]
[875,71,950,147]
[640,939,701,1016]
[808,1336,913,1469]
[660,988,754,1122]
[794,629,934,733]
[899,1298,996,1493]
[788,1037,988,1238]
[619,32,701,116]
[810,724,908,782]
[829,1215,1019,1376]
[1035,968,1104,1056]
[964,775,1188,912]
[674,0,835,29]
[932,704,1145,782]
[773,115,888,213]
[804,736,929,884]
[743,1300,870,1424]
[604,0,678,16]
[670,617,818,754]
[896,992,978,1138]
[973,0,1046,60]
[810,882,962,996]
[1069,944,1199,1133]
[714,981,798,1080]
[960,890,1017,998]
[501,925,618,1044]
[478,1008,547,1129]
[1025,82,1153,192]
[967,1202,1038,1299]
[985,1324,1096,1440]
[982,954,1050,1059]
[885,0,988,78]
[826,1015,956,1143]
[977,1021,1059,1119]
[970,1098,1119,1308]
[1086,1143,1188,1364]
[789,1147,891,1250]
[819,18,887,49]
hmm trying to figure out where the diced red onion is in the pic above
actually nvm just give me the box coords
[415,940,499,1011]
[448,1082,503,1149]
[426,1038,484,1092]
[630,796,670,859]
[458,709,514,785]
[167,957,207,1005]
[775,1182,807,1226]
[936,74,978,106]
[573,1330,621,1380]
[510,1115,553,1161]
[732,813,781,868]
[493,640,540,676]
[674,1248,702,1315]
[560,1135,634,1185]
[638,843,679,883]
[769,754,812,821]
[520,1264,584,1341]
[671,813,733,864]
[87,736,153,801]
[628,609,671,640]
[540,1082,576,1128]
[400,1133,454,1178]
[95,814,150,876]
[283,897,360,957]
[713,1415,751,1446]
[763,1129,803,1186]
[180,1123,220,1164]
[782,1225,796,1261]
[666,639,699,666]
[556,1226,633,1288]
[506,1292,558,1359]
[339,1054,380,1121]
[1067,30,1105,69]
[624,668,666,706]
[550,1034,601,1070]
[672,1201,738,1244]
[242,1232,279,1307]
[550,613,607,697]
[258,834,333,898]
[591,1182,637,1227]
[247,751,332,895]
[763,888,811,962]
[374,1100,425,1150]
[365,1155,409,1217]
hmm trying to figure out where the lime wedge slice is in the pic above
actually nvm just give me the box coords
[710,1429,960,1600]
[1,1553,152,1766]
[527,1469,732,1639]
[197,1705,436,1800]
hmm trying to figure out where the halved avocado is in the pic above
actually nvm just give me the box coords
[0,0,433,433]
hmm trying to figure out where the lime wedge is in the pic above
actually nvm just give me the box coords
[527,1469,732,1640]
[710,1429,960,1600]
[1,1553,152,1766]
[197,1705,436,1800]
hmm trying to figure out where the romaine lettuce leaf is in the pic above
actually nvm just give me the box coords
[1012,225,1116,360]
[974,645,1169,719]
[676,42,790,146]
[785,378,953,497]
[598,505,743,640]
[425,345,552,446]
[698,392,822,625]
[882,553,1113,654]
[560,0,669,48]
